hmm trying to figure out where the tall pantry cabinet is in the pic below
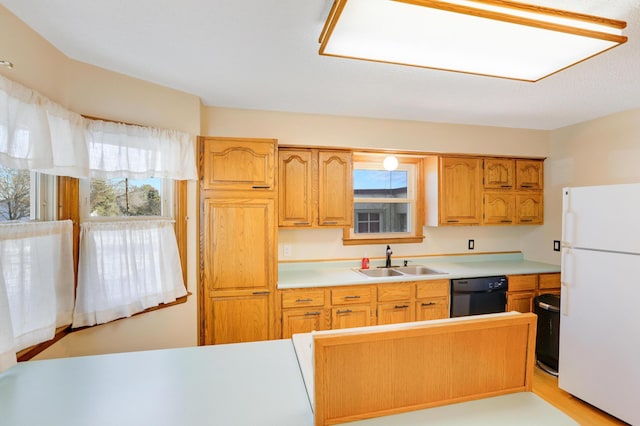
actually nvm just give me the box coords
[199,137,278,345]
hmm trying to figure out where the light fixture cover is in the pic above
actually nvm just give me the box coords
[383,155,399,171]
[319,0,627,81]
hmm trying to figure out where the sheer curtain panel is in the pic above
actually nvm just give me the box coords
[0,220,75,373]
[86,120,197,180]
[0,74,88,177]
[73,219,187,327]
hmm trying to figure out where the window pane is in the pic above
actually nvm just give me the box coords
[0,164,31,221]
[354,203,409,233]
[354,170,407,199]
[90,178,162,217]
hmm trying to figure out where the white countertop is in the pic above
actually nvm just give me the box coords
[278,253,560,289]
[0,338,577,425]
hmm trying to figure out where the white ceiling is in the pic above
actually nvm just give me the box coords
[2,0,639,130]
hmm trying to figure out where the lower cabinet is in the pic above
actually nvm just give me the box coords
[415,280,450,321]
[506,273,561,313]
[205,294,272,345]
[506,274,537,313]
[332,305,373,329]
[279,280,451,336]
[282,308,330,337]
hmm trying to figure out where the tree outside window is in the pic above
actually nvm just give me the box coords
[0,164,31,221]
[89,178,162,217]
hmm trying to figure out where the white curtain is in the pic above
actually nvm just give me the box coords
[86,120,197,180]
[73,219,187,328]
[0,74,89,178]
[0,220,75,373]
[0,73,196,180]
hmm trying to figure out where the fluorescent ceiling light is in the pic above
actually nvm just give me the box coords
[319,0,627,81]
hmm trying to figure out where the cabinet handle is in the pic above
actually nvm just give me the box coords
[252,291,270,295]
[293,222,310,225]
[421,302,436,306]
[322,221,338,225]
[394,305,409,309]
[521,219,533,222]
[304,311,321,316]
[344,295,361,299]
[501,185,512,188]
[520,184,534,188]
[500,220,513,223]
[252,185,271,189]
[447,220,459,223]
[336,309,353,314]
[295,298,313,303]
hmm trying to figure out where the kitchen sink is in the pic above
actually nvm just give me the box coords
[355,265,447,278]
[393,265,447,276]
[356,268,404,277]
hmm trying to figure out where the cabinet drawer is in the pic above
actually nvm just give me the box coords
[281,289,325,308]
[378,283,412,302]
[331,286,374,305]
[508,274,537,292]
[416,279,449,299]
[538,273,560,290]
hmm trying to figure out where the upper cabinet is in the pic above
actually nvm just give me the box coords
[279,148,352,227]
[516,159,544,190]
[437,156,483,225]
[484,158,514,189]
[427,156,544,226]
[201,137,276,192]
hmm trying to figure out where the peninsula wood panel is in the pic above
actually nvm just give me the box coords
[313,313,537,426]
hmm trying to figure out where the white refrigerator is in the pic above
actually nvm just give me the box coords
[560,183,640,425]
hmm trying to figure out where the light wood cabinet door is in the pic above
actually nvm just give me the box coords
[484,158,514,189]
[318,151,353,227]
[506,291,535,313]
[378,283,412,302]
[378,302,414,325]
[201,137,276,192]
[282,308,329,338]
[439,157,482,225]
[332,305,372,329]
[279,149,314,227]
[516,159,543,190]
[205,294,271,345]
[538,273,561,291]
[516,192,543,224]
[416,297,449,321]
[202,198,275,294]
[483,192,516,225]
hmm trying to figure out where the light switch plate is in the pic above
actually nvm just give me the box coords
[553,240,561,252]
[468,239,475,250]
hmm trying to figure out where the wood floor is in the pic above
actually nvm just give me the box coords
[532,367,629,425]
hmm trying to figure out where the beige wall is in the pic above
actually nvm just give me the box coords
[0,5,200,360]
[522,108,640,264]
[204,107,552,262]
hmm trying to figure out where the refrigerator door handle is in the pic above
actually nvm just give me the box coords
[561,249,573,316]
[562,211,576,247]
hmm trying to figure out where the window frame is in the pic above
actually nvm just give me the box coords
[343,153,425,245]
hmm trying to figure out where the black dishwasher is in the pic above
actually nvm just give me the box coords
[450,276,508,317]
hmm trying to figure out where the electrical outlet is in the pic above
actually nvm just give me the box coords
[283,245,292,257]
[553,240,561,252]
[468,239,475,250]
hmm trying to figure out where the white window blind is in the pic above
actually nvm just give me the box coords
[0,220,75,373]
[73,219,187,328]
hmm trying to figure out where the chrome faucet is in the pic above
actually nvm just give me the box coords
[385,245,393,268]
